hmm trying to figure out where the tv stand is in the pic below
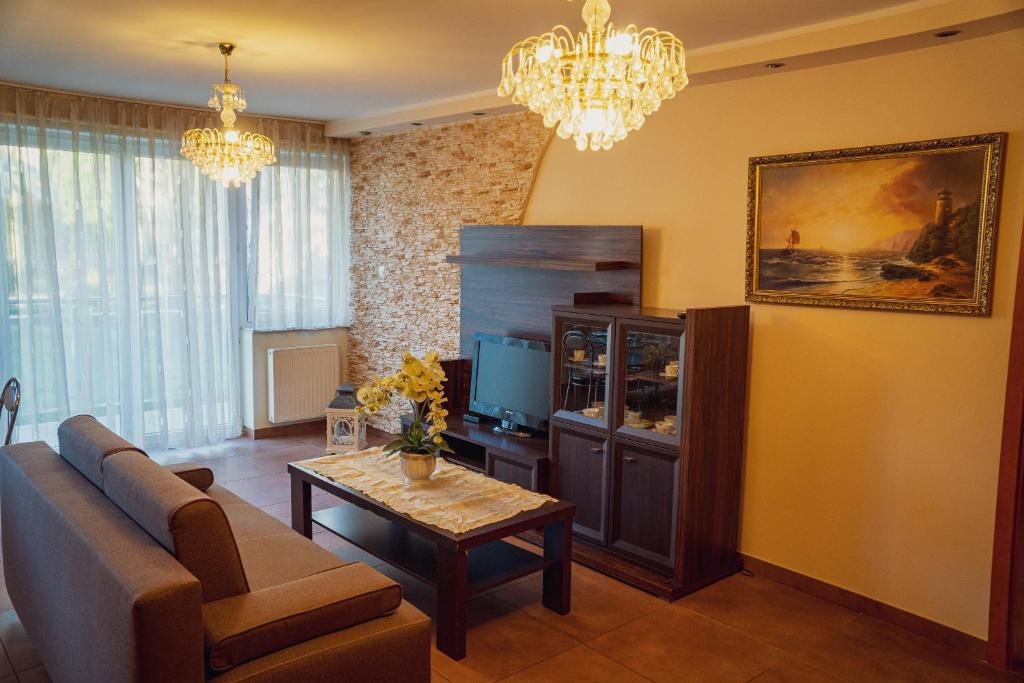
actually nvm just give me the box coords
[399,414,550,493]
[492,420,533,439]
[492,426,531,438]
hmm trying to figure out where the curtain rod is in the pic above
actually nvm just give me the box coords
[0,80,327,126]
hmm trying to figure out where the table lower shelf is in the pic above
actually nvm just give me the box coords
[312,504,555,596]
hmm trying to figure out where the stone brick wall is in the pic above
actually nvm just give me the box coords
[348,112,551,430]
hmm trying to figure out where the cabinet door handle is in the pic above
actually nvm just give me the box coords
[590,446,604,453]
[623,456,637,463]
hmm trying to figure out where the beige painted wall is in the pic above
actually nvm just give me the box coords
[524,30,1024,639]
[240,328,349,430]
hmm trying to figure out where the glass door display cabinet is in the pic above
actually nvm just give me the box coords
[614,319,684,448]
[551,313,614,432]
[548,303,750,600]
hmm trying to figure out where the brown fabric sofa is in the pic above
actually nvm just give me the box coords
[0,416,431,683]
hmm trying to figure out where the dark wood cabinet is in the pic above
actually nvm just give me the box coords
[610,440,679,569]
[551,424,609,543]
[549,303,749,599]
[487,454,537,491]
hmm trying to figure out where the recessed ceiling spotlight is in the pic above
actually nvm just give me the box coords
[934,29,962,38]
[411,122,423,126]
[472,112,487,116]
[764,62,786,69]
[358,131,372,136]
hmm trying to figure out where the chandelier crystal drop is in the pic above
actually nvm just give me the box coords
[181,43,276,187]
[497,0,687,152]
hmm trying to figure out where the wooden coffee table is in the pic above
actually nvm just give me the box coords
[288,462,576,660]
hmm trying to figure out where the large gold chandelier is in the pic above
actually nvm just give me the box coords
[181,43,276,187]
[498,0,687,151]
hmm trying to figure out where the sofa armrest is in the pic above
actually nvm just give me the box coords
[165,463,215,491]
[202,563,402,672]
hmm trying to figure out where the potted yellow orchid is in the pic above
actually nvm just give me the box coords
[356,351,453,481]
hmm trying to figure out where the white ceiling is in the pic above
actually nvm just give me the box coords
[0,0,915,121]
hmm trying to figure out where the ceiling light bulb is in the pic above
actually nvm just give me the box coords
[536,43,555,63]
[581,107,608,133]
[606,33,632,56]
[221,166,241,187]
[224,129,240,143]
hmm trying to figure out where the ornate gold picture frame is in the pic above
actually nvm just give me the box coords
[746,133,1006,315]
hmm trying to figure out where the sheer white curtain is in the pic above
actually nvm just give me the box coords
[248,119,349,330]
[0,87,242,448]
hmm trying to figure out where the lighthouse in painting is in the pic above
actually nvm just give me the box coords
[934,188,953,226]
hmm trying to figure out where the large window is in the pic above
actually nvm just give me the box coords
[247,136,350,330]
[0,87,349,448]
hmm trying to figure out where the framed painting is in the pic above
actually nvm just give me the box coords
[746,132,1006,315]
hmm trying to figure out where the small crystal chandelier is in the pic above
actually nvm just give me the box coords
[497,0,687,152]
[181,43,276,187]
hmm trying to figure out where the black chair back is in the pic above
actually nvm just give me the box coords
[2,378,21,446]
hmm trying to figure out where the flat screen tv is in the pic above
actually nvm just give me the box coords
[469,333,551,436]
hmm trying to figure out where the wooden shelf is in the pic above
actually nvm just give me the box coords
[446,255,638,272]
[312,504,553,595]
[400,415,549,462]
[562,361,608,375]
[626,370,679,385]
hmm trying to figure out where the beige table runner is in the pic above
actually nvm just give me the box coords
[294,447,557,534]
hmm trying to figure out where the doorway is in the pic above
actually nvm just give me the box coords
[988,219,1024,670]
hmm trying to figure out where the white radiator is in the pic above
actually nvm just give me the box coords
[267,344,340,424]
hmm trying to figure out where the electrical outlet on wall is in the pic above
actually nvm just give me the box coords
[378,265,386,279]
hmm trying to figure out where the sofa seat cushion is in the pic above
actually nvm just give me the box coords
[206,601,431,683]
[219,502,292,542]
[57,415,146,488]
[236,533,345,591]
[202,563,401,672]
[205,485,303,543]
[103,452,249,602]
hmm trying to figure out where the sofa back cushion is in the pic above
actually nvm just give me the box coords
[58,415,146,488]
[103,451,250,602]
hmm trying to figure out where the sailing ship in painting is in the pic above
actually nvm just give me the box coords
[783,228,800,255]
[754,146,989,303]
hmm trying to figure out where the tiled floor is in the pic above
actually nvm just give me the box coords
[0,427,1019,682]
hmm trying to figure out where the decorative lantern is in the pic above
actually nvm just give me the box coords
[325,384,366,454]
